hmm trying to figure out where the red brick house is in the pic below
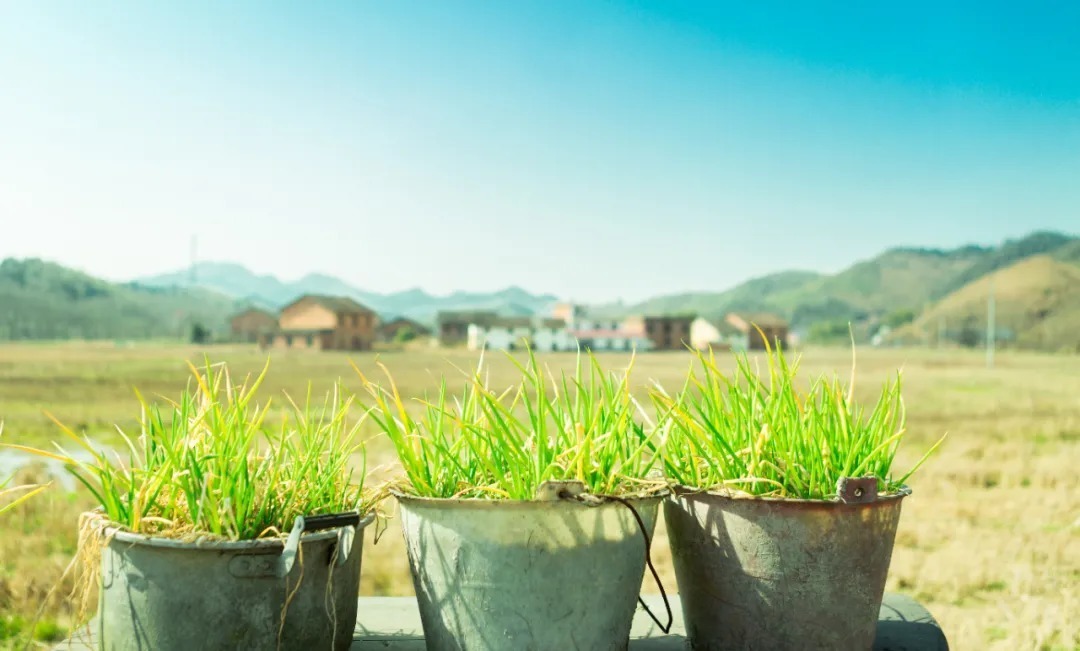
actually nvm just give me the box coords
[273,295,378,351]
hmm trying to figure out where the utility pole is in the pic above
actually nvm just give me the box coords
[190,235,198,287]
[182,234,198,342]
[986,277,996,368]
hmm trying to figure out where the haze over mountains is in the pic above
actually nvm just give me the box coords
[2,230,1078,350]
[137,263,559,323]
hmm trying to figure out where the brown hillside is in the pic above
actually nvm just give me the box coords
[895,255,1080,352]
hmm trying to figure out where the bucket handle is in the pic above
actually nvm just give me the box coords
[277,511,361,578]
[542,481,674,635]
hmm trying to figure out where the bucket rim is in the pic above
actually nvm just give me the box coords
[391,487,670,507]
[668,483,911,506]
[82,510,375,550]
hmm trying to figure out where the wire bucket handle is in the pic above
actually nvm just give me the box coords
[538,480,674,635]
[277,511,362,578]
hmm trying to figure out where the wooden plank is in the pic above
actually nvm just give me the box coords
[57,592,948,650]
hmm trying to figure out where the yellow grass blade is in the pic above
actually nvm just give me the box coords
[42,411,96,456]
[0,483,50,515]
[2,443,75,464]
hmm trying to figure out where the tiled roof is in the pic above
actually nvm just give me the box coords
[490,317,535,328]
[287,294,375,314]
[437,310,499,326]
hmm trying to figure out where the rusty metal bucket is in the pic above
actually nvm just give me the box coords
[395,485,666,651]
[665,481,910,650]
[94,510,374,651]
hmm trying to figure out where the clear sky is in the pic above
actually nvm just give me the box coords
[1,1,1077,302]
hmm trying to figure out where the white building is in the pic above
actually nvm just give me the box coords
[552,305,656,352]
[467,317,572,352]
[570,327,654,352]
[532,321,575,352]
[690,317,749,351]
[574,318,622,332]
[466,313,655,353]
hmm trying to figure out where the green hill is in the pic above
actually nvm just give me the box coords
[891,255,1080,352]
[1051,239,1080,265]
[611,231,1079,339]
[617,270,823,319]
[0,258,240,341]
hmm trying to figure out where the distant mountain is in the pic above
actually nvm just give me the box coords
[605,231,1080,337]
[9,229,1076,348]
[137,265,558,325]
[0,258,239,340]
[137,263,384,308]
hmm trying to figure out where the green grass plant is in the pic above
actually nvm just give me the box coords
[354,347,662,500]
[652,341,946,499]
[5,359,373,540]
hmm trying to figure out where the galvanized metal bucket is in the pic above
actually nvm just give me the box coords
[92,510,375,651]
[665,481,910,651]
[395,485,666,651]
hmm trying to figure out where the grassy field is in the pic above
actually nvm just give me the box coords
[0,342,1077,649]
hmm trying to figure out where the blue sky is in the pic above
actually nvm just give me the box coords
[1,1,1077,302]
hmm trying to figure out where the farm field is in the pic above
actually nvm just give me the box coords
[0,342,1077,650]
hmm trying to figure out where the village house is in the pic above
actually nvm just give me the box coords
[575,317,622,332]
[378,316,431,343]
[229,307,278,343]
[551,302,585,325]
[273,295,378,351]
[529,319,573,352]
[437,310,498,346]
[690,316,749,351]
[467,317,570,352]
[724,312,790,350]
[572,325,654,352]
[623,315,695,351]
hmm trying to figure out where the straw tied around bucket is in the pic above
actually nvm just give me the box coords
[535,480,674,635]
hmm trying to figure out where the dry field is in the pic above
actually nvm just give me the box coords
[0,342,1076,649]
